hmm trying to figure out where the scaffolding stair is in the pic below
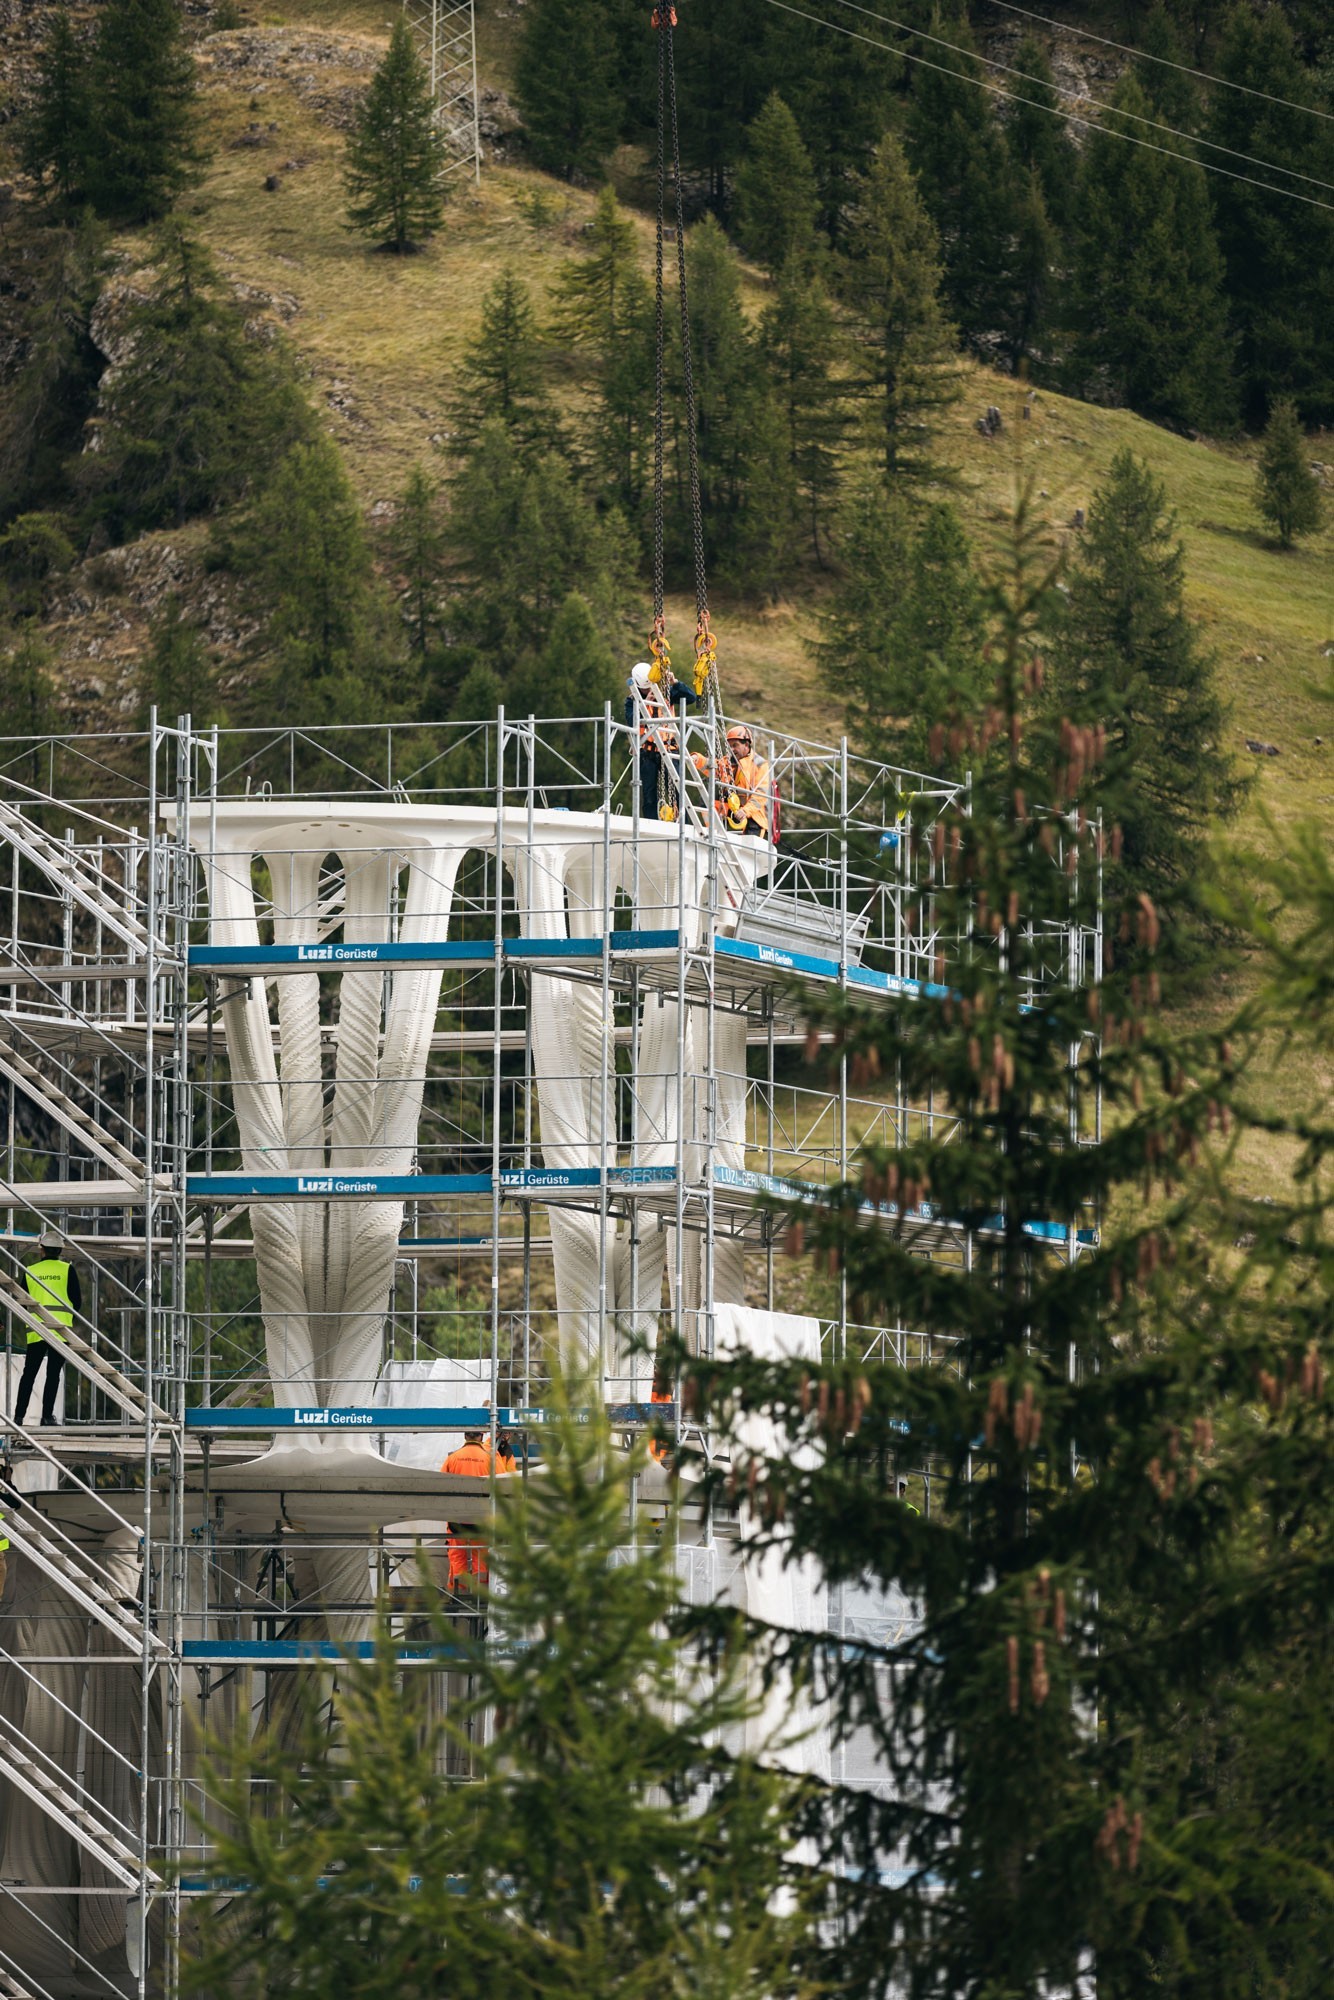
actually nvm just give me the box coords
[0,801,153,961]
[0,1711,151,1893]
[0,1271,170,1425]
[0,1962,41,2000]
[0,1046,143,1179]
[0,1508,163,1656]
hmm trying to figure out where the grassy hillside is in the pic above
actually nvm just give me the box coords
[189,22,1334,824]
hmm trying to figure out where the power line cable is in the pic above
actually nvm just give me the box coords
[825,0,1334,197]
[759,0,1334,216]
[985,0,1334,125]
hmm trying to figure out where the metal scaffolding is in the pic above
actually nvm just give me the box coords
[0,709,1100,1997]
[402,0,482,183]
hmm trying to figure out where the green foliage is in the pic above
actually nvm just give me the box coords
[513,0,620,181]
[389,463,448,655]
[0,514,75,619]
[1206,4,1334,426]
[1067,75,1236,434]
[759,258,847,563]
[232,435,392,717]
[19,10,92,212]
[818,487,984,772]
[756,6,901,245]
[1051,450,1246,972]
[838,133,958,484]
[137,596,222,729]
[0,627,57,747]
[187,1385,810,1998]
[684,490,1334,1997]
[905,21,1034,362]
[344,19,447,253]
[0,221,105,525]
[1006,33,1076,231]
[1255,398,1324,547]
[550,189,656,520]
[85,225,310,536]
[443,424,632,676]
[733,94,820,276]
[509,591,622,804]
[84,0,203,223]
[450,269,558,462]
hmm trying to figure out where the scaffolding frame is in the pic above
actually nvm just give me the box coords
[0,710,1100,1997]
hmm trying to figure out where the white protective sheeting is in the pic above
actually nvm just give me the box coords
[713,1302,832,1780]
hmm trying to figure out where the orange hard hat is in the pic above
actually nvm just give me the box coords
[726,724,752,746]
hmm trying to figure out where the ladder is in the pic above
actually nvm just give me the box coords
[0,1711,154,1893]
[0,1046,144,1181]
[0,1269,170,1426]
[0,1507,164,1656]
[0,801,154,961]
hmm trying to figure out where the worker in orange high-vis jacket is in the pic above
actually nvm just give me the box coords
[440,1428,515,1588]
[721,724,771,836]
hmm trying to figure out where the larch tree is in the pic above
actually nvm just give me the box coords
[548,188,655,516]
[1050,449,1246,976]
[137,596,222,729]
[389,463,449,656]
[838,133,958,485]
[758,257,848,563]
[1067,74,1235,434]
[817,486,984,772]
[733,94,820,276]
[85,0,202,223]
[344,19,447,253]
[449,270,559,462]
[1255,399,1323,549]
[1005,32,1076,231]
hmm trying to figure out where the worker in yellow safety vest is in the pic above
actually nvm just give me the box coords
[0,1500,9,1600]
[16,1230,80,1429]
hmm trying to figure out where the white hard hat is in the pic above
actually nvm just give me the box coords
[631,661,653,684]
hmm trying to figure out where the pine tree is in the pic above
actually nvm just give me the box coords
[1255,398,1323,548]
[0,627,58,805]
[450,271,558,462]
[683,491,1330,1996]
[758,258,848,563]
[1206,4,1334,425]
[733,94,820,275]
[188,1388,807,1997]
[85,0,202,223]
[444,424,632,673]
[86,224,310,536]
[389,463,448,655]
[344,20,447,253]
[234,435,387,709]
[1008,167,1059,375]
[137,596,222,728]
[513,0,620,181]
[671,217,769,564]
[1068,74,1236,434]
[818,486,984,771]
[1133,2,1200,129]
[1051,450,1246,971]
[549,186,642,352]
[838,133,958,485]
[19,10,92,211]
[731,390,801,601]
[905,20,1028,354]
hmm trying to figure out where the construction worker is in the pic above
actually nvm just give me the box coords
[896,1477,921,1517]
[719,724,771,837]
[440,1427,514,1589]
[625,662,701,821]
[648,1367,673,1466]
[0,1498,9,1601]
[16,1230,80,1429]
